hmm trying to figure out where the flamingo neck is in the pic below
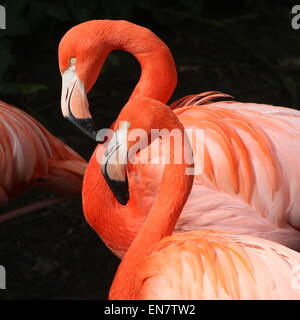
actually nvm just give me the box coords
[108,120,194,300]
[94,20,177,104]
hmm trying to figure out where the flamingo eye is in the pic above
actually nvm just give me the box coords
[70,57,76,65]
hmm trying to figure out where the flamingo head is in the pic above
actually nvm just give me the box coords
[99,97,187,205]
[58,21,112,140]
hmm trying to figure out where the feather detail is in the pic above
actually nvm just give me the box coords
[0,101,87,203]
[137,230,300,299]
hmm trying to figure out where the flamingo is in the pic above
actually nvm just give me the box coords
[100,97,300,299]
[58,20,300,259]
[0,100,86,222]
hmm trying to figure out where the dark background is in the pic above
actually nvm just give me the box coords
[0,0,299,299]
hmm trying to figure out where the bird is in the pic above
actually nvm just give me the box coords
[101,97,300,299]
[58,20,300,258]
[0,100,87,222]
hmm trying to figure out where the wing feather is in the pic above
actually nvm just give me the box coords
[137,230,300,299]
[0,101,86,202]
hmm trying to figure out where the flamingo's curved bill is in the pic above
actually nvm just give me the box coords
[61,66,97,140]
[100,123,130,205]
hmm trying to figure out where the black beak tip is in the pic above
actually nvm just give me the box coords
[115,184,129,206]
[102,170,129,206]
[65,115,97,141]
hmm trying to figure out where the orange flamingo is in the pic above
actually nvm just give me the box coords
[0,100,86,222]
[58,20,300,259]
[105,98,300,299]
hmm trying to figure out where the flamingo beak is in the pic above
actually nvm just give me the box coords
[61,66,97,140]
[100,121,130,205]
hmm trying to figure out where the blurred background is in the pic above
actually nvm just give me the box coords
[0,0,299,299]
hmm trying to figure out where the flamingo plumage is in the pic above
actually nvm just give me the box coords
[102,97,300,299]
[58,19,300,262]
[0,100,86,219]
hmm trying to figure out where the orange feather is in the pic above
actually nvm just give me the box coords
[0,100,86,207]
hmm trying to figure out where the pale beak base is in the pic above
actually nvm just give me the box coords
[61,66,98,140]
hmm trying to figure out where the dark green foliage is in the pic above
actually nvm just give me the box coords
[0,0,289,94]
[0,1,298,115]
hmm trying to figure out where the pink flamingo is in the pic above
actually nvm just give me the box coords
[0,100,86,222]
[101,97,300,299]
[58,20,300,260]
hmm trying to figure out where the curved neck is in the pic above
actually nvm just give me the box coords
[109,119,194,300]
[96,20,177,104]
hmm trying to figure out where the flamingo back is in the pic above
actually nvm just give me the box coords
[173,98,300,250]
[136,230,300,299]
[0,101,86,205]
